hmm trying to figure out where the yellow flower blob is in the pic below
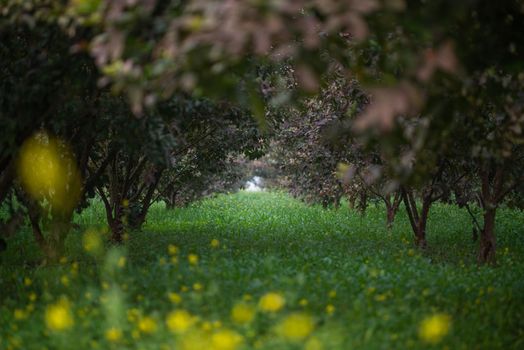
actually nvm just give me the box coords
[105,327,123,342]
[211,329,244,350]
[45,298,74,331]
[188,254,199,265]
[231,302,256,324]
[178,329,212,350]
[18,132,82,213]
[277,313,315,342]
[305,336,324,350]
[117,256,126,268]
[210,239,220,248]
[138,316,157,334]
[82,229,103,255]
[14,309,26,320]
[166,310,197,333]
[259,292,285,313]
[168,244,178,255]
[418,313,451,343]
[168,292,182,304]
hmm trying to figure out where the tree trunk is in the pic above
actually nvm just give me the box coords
[131,168,164,229]
[386,204,396,230]
[401,186,430,248]
[476,164,504,265]
[384,192,402,230]
[98,185,124,243]
[0,158,14,206]
[478,208,496,264]
[27,205,72,263]
[110,205,124,243]
[110,221,124,243]
[348,194,356,210]
[165,197,176,209]
[357,191,367,216]
[415,198,431,248]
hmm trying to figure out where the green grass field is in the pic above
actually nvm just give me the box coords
[1,191,524,349]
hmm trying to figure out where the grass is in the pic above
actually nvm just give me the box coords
[1,191,524,349]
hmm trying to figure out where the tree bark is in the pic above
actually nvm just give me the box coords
[477,165,504,265]
[357,191,367,216]
[415,197,431,248]
[401,187,430,248]
[384,192,402,230]
[98,185,124,243]
[131,168,164,229]
[478,208,496,264]
[348,194,356,210]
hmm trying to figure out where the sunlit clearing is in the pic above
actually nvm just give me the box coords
[17,131,82,214]
[245,176,264,192]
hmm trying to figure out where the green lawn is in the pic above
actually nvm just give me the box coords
[1,191,524,349]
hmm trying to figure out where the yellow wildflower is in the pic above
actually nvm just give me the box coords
[210,239,220,248]
[117,256,126,268]
[24,277,32,286]
[127,308,141,323]
[60,275,69,287]
[258,292,285,313]
[299,298,308,307]
[105,327,123,342]
[325,304,335,315]
[45,298,74,331]
[83,229,102,254]
[188,254,199,265]
[375,294,387,302]
[17,132,82,213]
[276,312,314,341]
[211,329,243,350]
[231,302,256,324]
[168,244,178,255]
[14,309,26,320]
[419,313,451,343]
[138,316,157,334]
[166,310,197,333]
[168,292,182,304]
[305,336,324,350]
[193,282,203,291]
[178,329,212,350]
